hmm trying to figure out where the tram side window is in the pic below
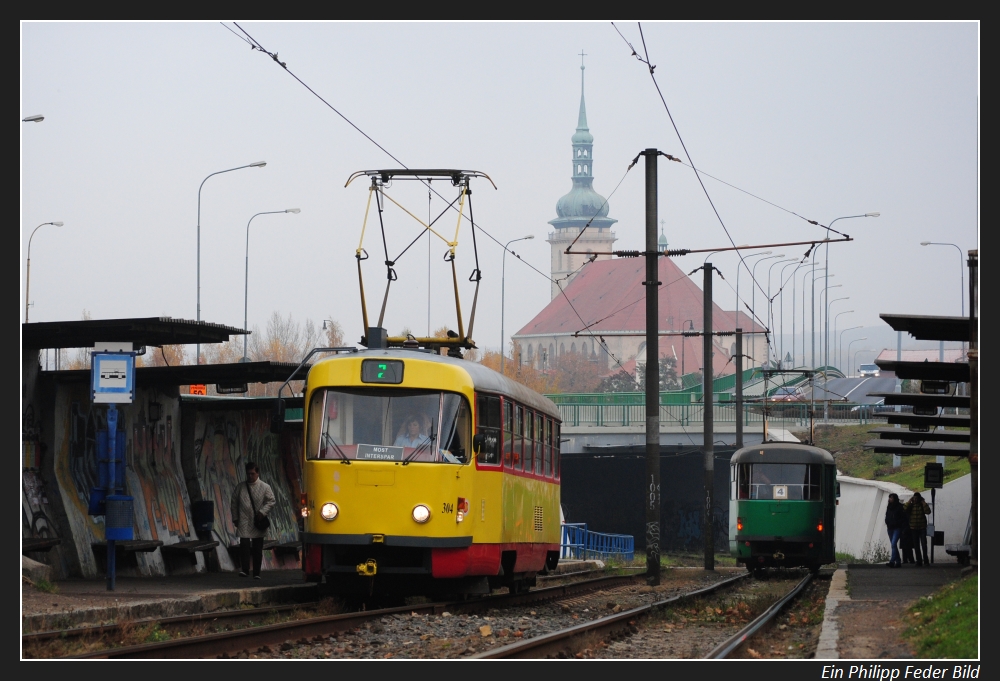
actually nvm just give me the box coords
[535,413,545,476]
[523,409,534,473]
[475,394,501,465]
[735,464,751,499]
[553,422,561,480]
[514,405,524,471]
[543,418,552,477]
[503,399,513,467]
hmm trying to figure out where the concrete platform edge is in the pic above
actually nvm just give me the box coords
[23,582,318,633]
[815,567,849,659]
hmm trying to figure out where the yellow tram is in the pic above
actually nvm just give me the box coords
[299,348,562,597]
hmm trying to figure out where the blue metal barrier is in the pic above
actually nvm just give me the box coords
[561,523,634,562]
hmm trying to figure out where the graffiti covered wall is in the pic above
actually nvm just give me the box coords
[188,407,302,572]
[26,375,304,580]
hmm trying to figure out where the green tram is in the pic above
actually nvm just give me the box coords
[729,443,837,574]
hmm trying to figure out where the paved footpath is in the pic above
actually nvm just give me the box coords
[815,562,972,659]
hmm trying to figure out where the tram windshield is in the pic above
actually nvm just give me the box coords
[306,388,471,464]
[733,463,822,500]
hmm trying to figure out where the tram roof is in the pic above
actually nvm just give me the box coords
[730,442,835,465]
[316,348,561,419]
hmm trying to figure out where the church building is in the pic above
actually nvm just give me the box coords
[513,59,768,380]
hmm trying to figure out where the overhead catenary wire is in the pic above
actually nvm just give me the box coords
[227,23,557,287]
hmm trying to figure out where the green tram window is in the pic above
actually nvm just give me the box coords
[739,463,822,500]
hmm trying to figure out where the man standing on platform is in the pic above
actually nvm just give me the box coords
[231,461,276,579]
[904,492,932,567]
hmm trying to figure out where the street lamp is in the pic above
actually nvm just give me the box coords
[767,258,796,366]
[749,254,783,366]
[835,324,862,375]
[243,209,300,362]
[197,161,267,364]
[736,251,771,330]
[25,221,64,323]
[851,344,872,378]
[816,281,841,367]
[824,296,848,369]
[833,310,854,368]
[681,319,695,378]
[22,114,44,123]
[802,270,836,369]
[777,260,802,367]
[500,235,534,374]
[822,213,879,373]
[919,242,965,319]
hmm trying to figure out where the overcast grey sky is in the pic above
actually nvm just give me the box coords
[20,22,979,360]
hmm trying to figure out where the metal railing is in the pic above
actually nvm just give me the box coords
[560,523,635,562]
[555,401,892,427]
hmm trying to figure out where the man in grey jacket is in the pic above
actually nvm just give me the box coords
[230,461,276,579]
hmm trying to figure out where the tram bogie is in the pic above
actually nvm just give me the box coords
[729,443,837,574]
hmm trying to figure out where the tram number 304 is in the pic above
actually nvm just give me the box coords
[442,503,454,514]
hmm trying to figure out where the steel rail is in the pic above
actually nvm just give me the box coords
[470,571,750,659]
[62,573,641,659]
[705,572,813,659]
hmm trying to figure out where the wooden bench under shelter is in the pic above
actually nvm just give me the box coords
[160,539,220,556]
[22,537,62,554]
[945,544,972,566]
[91,539,163,554]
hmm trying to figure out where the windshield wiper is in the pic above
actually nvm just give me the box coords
[402,431,435,465]
[322,432,351,464]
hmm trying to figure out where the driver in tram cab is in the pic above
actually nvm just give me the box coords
[394,414,431,448]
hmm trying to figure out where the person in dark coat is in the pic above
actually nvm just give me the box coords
[884,493,908,568]
[904,492,932,566]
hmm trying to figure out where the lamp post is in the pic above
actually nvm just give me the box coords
[778,261,802,367]
[767,258,796,367]
[197,161,267,364]
[920,242,966,318]
[25,221,64,323]
[244,209,300,362]
[807,269,830,368]
[851,344,872,378]
[833,310,858,371]
[736,251,771,329]
[792,263,815,366]
[751,253,783,329]
[500,235,534,375]
[22,114,44,123]
[834,326,862,375]
[823,296,848,369]
[816,280,840,366]
[822,213,878,373]
[681,319,695,378]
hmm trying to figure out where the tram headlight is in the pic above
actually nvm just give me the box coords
[412,504,431,524]
[320,503,339,521]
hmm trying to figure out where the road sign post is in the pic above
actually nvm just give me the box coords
[91,343,137,591]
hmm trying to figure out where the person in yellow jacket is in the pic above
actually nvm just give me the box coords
[904,492,931,566]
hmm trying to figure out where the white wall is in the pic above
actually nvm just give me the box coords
[835,473,972,563]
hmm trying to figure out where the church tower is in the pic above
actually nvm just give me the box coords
[547,56,617,299]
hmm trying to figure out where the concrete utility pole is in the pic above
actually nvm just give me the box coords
[735,328,744,449]
[642,149,661,586]
[703,263,715,571]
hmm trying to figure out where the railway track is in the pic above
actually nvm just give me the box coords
[470,571,750,658]
[705,572,813,658]
[52,573,642,659]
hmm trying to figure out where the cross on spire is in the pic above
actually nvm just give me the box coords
[580,50,587,68]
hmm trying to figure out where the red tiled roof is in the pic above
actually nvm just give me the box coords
[515,257,757,377]
[516,257,762,337]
